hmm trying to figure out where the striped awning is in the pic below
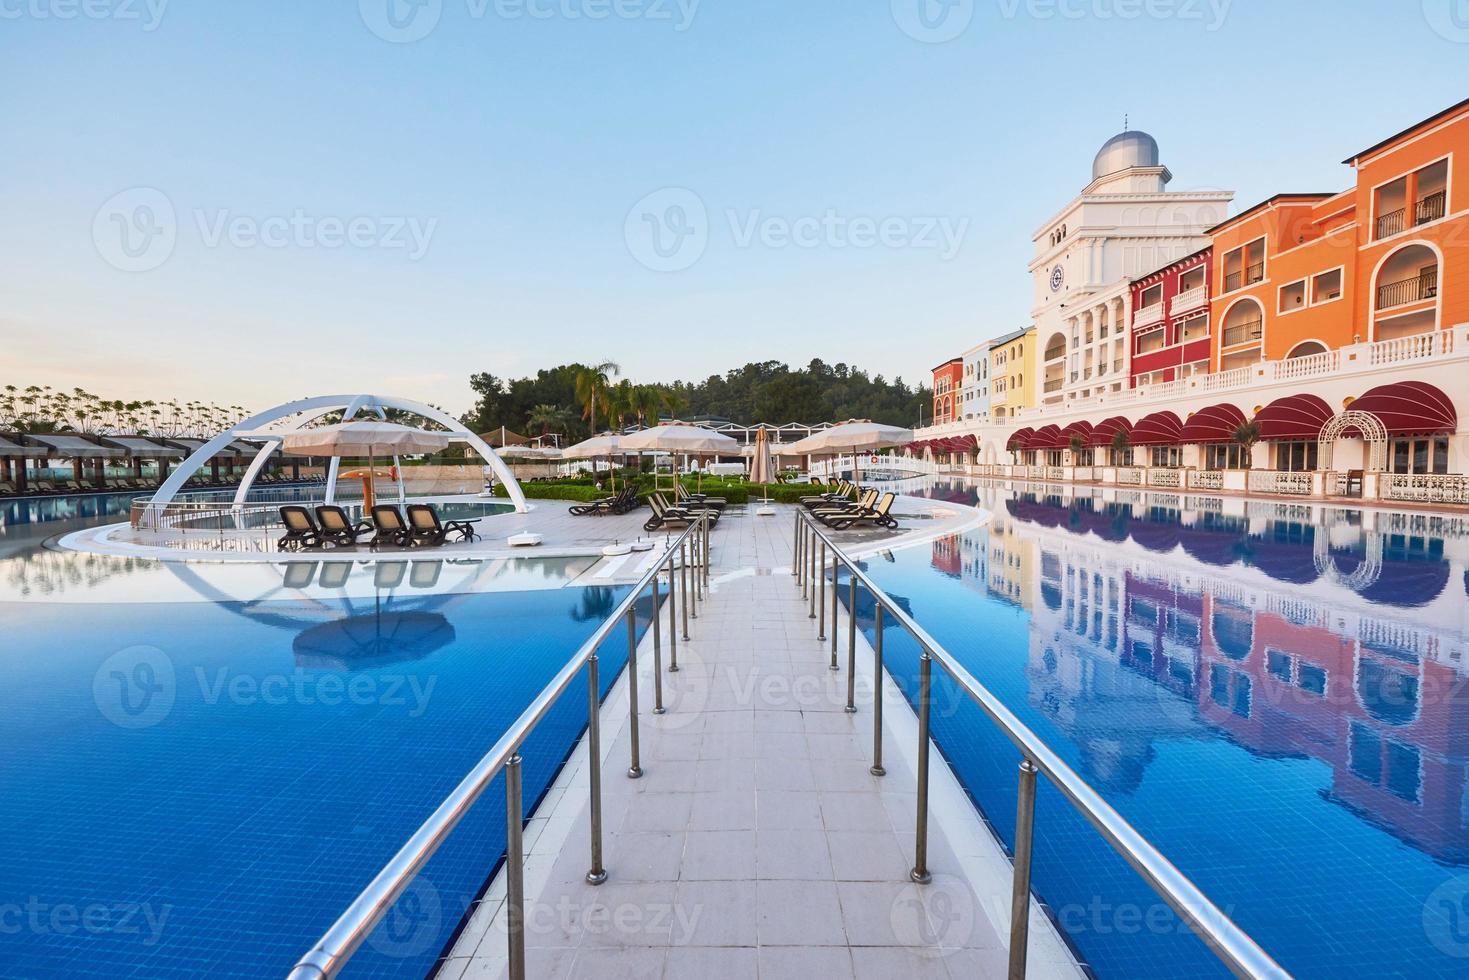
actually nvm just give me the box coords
[104,436,186,458]
[0,435,48,457]
[1030,424,1064,450]
[1058,420,1093,447]
[1131,411,1184,446]
[1347,381,1457,436]
[1088,416,1132,449]
[25,434,126,458]
[1006,427,1036,450]
[1180,404,1247,444]
[1254,394,1333,442]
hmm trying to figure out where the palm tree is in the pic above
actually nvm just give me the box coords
[575,360,620,435]
[1232,420,1261,470]
[1110,428,1131,466]
[527,403,574,437]
[631,385,666,430]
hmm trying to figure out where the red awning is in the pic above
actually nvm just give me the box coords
[1254,394,1333,442]
[1030,424,1064,450]
[949,434,978,452]
[1131,411,1183,446]
[1348,381,1458,436]
[1006,427,1035,450]
[1088,416,1132,448]
[1180,403,1247,444]
[1058,420,1094,447]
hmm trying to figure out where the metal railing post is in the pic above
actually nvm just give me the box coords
[504,754,526,980]
[651,576,665,713]
[817,540,827,641]
[702,511,710,589]
[585,652,607,885]
[626,607,642,779]
[870,606,885,776]
[829,553,839,668]
[845,570,857,710]
[1008,759,1039,980]
[809,532,818,620]
[798,517,807,595]
[793,510,803,588]
[911,649,932,884]
[685,536,697,620]
[680,539,691,639]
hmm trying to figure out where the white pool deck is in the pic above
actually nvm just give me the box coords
[438,501,1085,980]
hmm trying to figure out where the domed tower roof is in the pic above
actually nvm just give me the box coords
[1092,130,1161,180]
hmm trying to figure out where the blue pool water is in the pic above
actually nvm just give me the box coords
[849,478,1469,978]
[0,503,644,978]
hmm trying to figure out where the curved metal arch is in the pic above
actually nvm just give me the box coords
[1313,525,1383,590]
[145,393,529,518]
[1318,410,1388,473]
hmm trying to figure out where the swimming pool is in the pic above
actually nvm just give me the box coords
[847,478,1469,977]
[0,502,646,978]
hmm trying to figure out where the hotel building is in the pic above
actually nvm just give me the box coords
[913,99,1469,504]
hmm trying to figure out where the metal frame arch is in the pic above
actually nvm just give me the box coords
[1318,410,1388,473]
[144,393,530,517]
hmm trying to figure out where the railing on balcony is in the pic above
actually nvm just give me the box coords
[1376,269,1438,309]
[1416,190,1447,225]
[1246,262,1264,285]
[1375,207,1406,240]
[1112,359,1124,372]
[1044,344,1066,362]
[1170,284,1207,316]
[1148,468,1182,488]
[1043,378,1064,393]
[1276,349,1338,379]
[1134,304,1164,328]
[1370,328,1453,365]
[1223,317,1264,347]
[1224,271,1242,292]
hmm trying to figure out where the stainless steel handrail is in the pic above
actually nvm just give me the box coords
[286,510,711,980]
[793,507,1290,980]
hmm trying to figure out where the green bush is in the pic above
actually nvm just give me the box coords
[489,482,611,503]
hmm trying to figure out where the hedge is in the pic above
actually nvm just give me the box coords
[490,478,841,507]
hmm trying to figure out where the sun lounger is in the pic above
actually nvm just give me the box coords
[369,505,413,549]
[812,488,876,519]
[823,492,899,530]
[278,506,325,550]
[406,504,479,546]
[315,505,374,547]
[675,484,726,510]
[643,494,702,532]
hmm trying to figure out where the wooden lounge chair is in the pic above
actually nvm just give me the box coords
[370,505,413,549]
[675,483,726,511]
[644,494,698,532]
[802,482,853,509]
[812,488,877,520]
[653,493,718,524]
[315,505,374,547]
[570,488,629,517]
[824,492,899,530]
[278,506,325,551]
[406,504,479,546]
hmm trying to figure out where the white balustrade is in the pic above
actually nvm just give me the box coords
[1380,472,1469,504]
[1148,468,1182,488]
[1118,467,1144,485]
[1247,470,1313,496]
[1192,470,1224,491]
[1169,285,1207,316]
[1134,304,1164,328]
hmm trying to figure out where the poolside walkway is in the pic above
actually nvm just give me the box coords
[441,503,1082,979]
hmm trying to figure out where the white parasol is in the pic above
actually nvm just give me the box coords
[276,420,450,511]
[787,419,912,485]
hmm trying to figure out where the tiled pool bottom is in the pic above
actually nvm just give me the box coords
[847,480,1469,978]
[1,582,648,979]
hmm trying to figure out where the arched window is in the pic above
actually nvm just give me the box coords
[1286,340,1327,359]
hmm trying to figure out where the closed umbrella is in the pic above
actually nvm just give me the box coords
[750,427,774,485]
[788,420,912,485]
[277,420,450,511]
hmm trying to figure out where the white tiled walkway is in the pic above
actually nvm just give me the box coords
[442,504,1082,979]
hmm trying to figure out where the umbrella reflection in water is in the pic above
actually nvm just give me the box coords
[294,607,456,669]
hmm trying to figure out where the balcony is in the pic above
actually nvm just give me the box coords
[1134,304,1164,329]
[1044,378,1064,393]
[1044,344,1066,362]
[1112,359,1124,372]
[1223,317,1263,347]
[1223,264,1264,293]
[1417,190,1447,225]
[1375,191,1448,240]
[1375,208,1406,240]
[1377,270,1438,310]
[1170,284,1207,316]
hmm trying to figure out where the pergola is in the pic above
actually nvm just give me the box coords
[142,394,529,519]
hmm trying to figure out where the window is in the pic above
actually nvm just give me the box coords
[1180,315,1209,342]
[1311,268,1343,303]
[1150,446,1182,467]
[1072,448,1094,466]
[1109,446,1133,466]
[1136,328,1167,355]
[1276,441,1319,472]
[1278,279,1307,313]
[1046,450,1064,466]
[1390,437,1449,475]
[1204,444,1249,470]
[1140,283,1163,308]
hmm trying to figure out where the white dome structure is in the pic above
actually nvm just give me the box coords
[1092,130,1163,181]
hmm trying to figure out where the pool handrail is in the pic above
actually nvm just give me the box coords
[792,506,1291,980]
[285,509,712,980]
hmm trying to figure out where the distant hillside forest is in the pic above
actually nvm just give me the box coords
[463,360,931,441]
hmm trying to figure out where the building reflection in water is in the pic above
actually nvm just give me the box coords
[927,481,1469,864]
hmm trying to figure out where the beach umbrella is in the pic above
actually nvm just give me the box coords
[278,420,449,511]
[293,610,455,669]
[620,422,741,492]
[788,419,913,485]
[749,426,774,485]
[562,433,623,487]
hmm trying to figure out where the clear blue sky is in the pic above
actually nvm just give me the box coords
[3,0,1466,416]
